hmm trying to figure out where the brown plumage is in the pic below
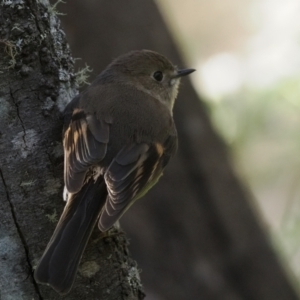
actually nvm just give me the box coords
[34,50,195,294]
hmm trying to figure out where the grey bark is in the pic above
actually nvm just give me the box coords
[0,1,144,300]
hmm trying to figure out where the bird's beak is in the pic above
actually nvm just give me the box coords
[174,68,196,78]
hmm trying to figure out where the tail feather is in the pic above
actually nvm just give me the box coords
[34,177,107,295]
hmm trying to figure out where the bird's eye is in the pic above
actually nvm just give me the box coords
[153,71,164,82]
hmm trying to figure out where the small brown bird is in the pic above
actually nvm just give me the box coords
[34,50,195,294]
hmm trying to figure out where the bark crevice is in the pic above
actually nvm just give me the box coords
[0,166,43,299]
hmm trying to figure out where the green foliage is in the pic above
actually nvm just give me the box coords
[207,76,300,280]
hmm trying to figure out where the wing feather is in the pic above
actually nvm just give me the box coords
[98,135,177,231]
[64,110,109,194]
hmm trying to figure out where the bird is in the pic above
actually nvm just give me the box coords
[34,49,195,294]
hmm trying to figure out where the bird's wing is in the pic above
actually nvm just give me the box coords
[99,134,177,231]
[63,108,110,194]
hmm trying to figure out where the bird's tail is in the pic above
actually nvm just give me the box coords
[34,177,107,295]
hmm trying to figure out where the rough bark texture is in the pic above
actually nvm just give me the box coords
[0,1,143,300]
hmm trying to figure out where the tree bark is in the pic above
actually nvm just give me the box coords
[0,1,144,299]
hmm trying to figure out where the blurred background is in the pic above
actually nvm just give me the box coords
[156,0,300,280]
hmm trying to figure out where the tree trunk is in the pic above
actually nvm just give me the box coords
[0,1,144,299]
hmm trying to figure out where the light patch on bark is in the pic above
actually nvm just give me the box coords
[44,178,62,195]
[12,129,38,158]
[0,96,11,120]
[32,0,78,113]
[41,96,55,115]
[79,261,100,278]
[127,266,141,287]
[56,82,78,112]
